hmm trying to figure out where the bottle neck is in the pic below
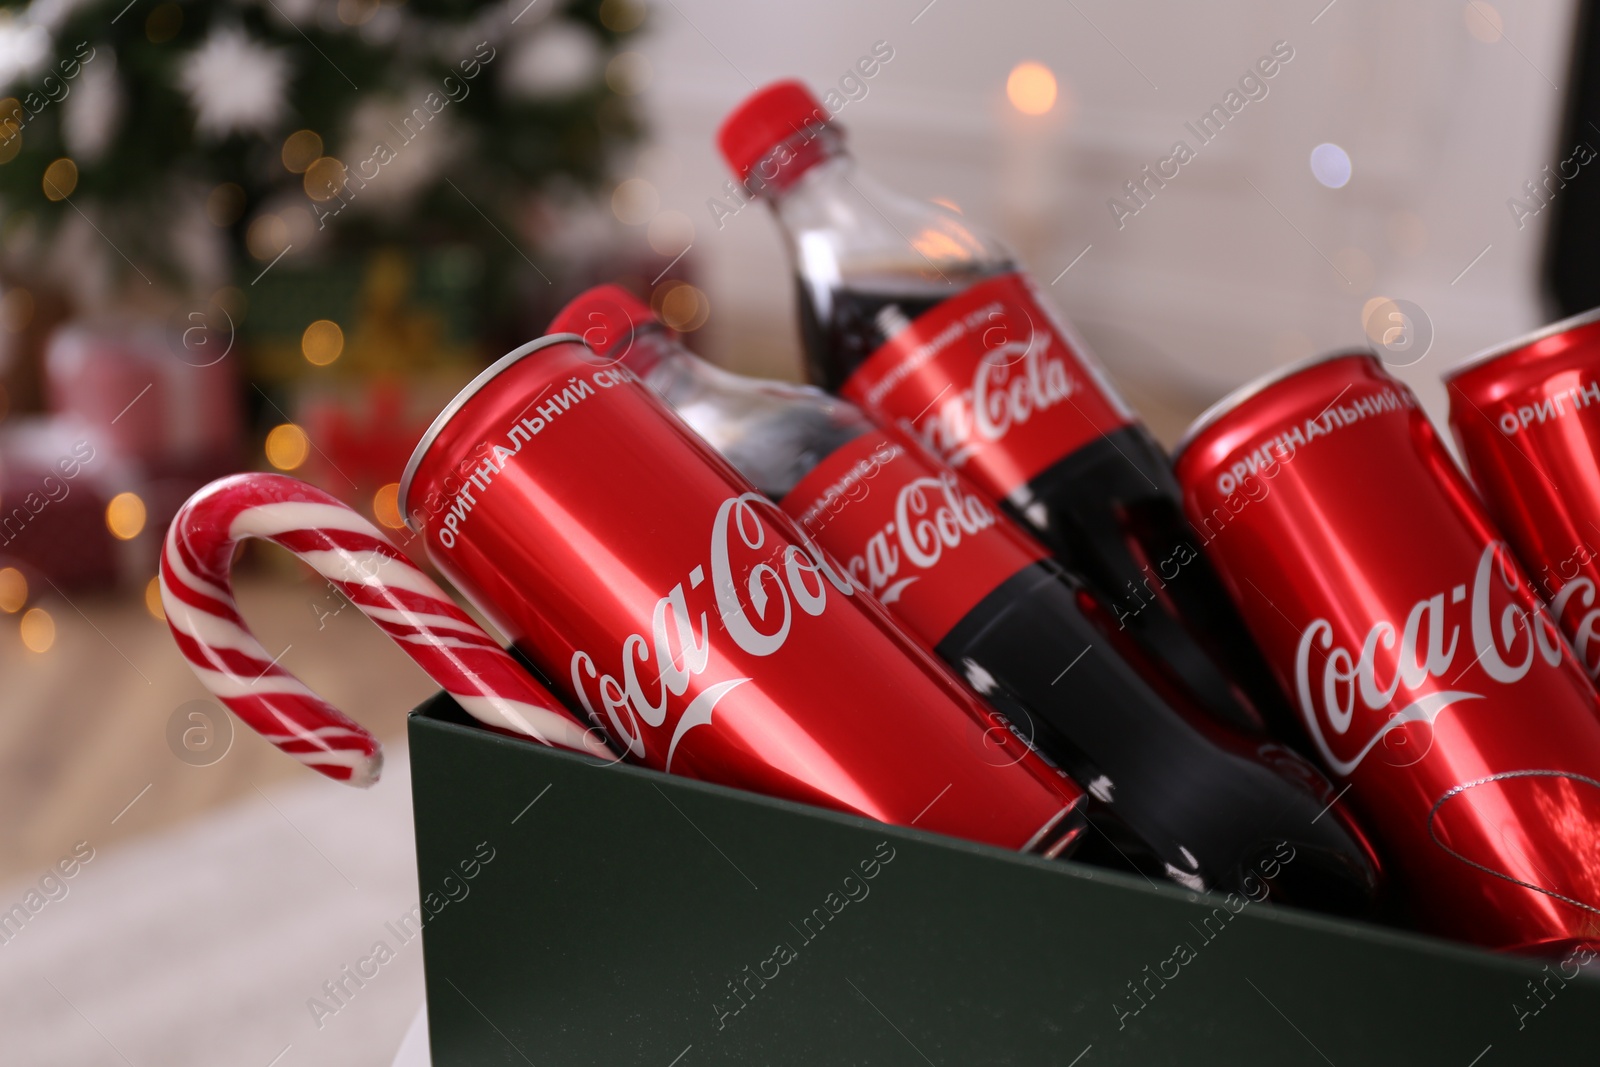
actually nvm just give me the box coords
[619,324,875,501]
[621,325,726,409]
[614,323,673,379]
[745,125,849,199]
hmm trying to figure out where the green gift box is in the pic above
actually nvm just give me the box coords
[409,693,1596,1065]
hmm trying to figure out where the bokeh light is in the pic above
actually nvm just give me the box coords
[0,566,26,613]
[265,423,310,470]
[20,607,54,653]
[1006,62,1058,116]
[282,130,323,174]
[246,214,290,260]
[302,319,345,366]
[1465,2,1503,43]
[0,105,22,165]
[606,52,651,95]
[1363,296,1397,343]
[278,204,316,247]
[144,576,166,621]
[337,0,379,26]
[373,483,405,529]
[647,209,694,256]
[1310,143,1352,188]
[655,282,710,332]
[42,157,77,201]
[106,492,148,540]
[612,178,659,225]
[303,157,348,202]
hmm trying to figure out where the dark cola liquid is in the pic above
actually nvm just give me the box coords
[798,277,1291,738]
[795,275,959,389]
[936,561,1381,915]
[1019,424,1292,736]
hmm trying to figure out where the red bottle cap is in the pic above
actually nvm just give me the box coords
[717,80,832,180]
[549,284,658,360]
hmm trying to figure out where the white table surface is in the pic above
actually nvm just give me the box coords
[0,746,426,1065]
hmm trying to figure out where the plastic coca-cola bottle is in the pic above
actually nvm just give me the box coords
[713,80,1288,740]
[550,285,1383,915]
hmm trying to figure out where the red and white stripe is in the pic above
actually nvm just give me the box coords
[160,472,607,785]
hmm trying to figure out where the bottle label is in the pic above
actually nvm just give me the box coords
[840,272,1134,496]
[782,429,1048,646]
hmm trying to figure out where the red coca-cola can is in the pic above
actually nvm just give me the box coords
[1174,351,1600,953]
[1446,309,1600,682]
[399,335,1085,855]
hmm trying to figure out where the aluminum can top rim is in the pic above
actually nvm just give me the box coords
[1444,305,1600,384]
[398,332,587,529]
[1172,348,1377,462]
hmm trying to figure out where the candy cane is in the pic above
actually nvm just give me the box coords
[161,472,609,785]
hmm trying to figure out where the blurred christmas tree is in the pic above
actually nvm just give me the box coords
[0,0,647,408]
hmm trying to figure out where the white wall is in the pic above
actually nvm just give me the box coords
[629,0,1578,435]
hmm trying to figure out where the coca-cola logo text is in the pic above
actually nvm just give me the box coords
[902,329,1079,468]
[570,493,855,771]
[1551,575,1600,680]
[1294,542,1565,776]
[833,469,999,604]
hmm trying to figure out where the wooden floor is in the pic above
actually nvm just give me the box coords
[0,570,439,884]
